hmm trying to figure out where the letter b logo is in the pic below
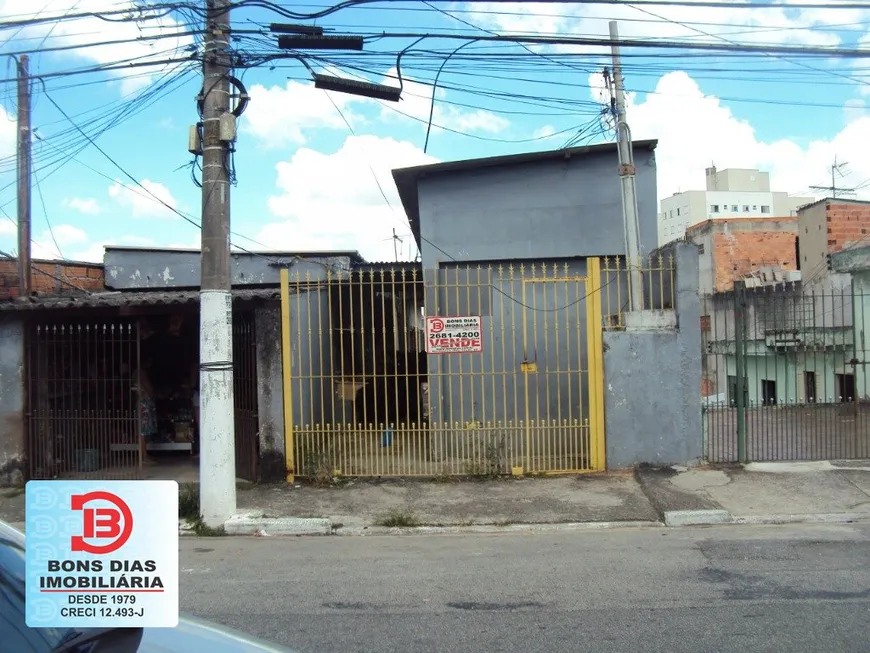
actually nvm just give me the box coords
[70,491,134,555]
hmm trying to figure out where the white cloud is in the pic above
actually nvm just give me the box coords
[258,134,438,261]
[844,98,867,123]
[376,68,510,135]
[0,219,14,236]
[31,224,87,259]
[0,105,16,160]
[67,242,106,263]
[533,125,556,139]
[464,1,868,48]
[67,235,157,263]
[242,68,509,148]
[63,197,101,215]
[0,0,193,94]
[243,80,365,146]
[595,70,870,202]
[108,179,179,219]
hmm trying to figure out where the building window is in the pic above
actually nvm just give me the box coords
[731,205,738,212]
[698,243,705,254]
[761,205,770,213]
[752,205,757,211]
[677,208,681,216]
[669,210,673,218]
[836,373,855,402]
[804,371,816,403]
[761,379,777,405]
[710,204,720,213]
[742,205,750,212]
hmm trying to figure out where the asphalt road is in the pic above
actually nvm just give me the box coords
[179,523,870,653]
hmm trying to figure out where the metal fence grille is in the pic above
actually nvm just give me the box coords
[703,281,870,462]
[232,312,259,481]
[27,320,141,480]
[280,259,608,479]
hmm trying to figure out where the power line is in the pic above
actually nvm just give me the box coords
[356,30,870,58]
[625,3,870,90]
[0,248,92,294]
[33,170,63,260]
[36,88,335,271]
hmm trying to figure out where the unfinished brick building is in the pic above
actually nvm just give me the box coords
[797,198,870,282]
[0,258,105,300]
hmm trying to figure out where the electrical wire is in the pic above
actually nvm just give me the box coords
[33,170,64,260]
[0,248,93,294]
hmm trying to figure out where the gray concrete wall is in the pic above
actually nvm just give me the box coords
[604,242,703,467]
[416,144,658,268]
[104,248,356,290]
[0,316,25,486]
[255,304,286,481]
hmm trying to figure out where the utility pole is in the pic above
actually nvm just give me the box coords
[810,156,855,199]
[17,54,31,297]
[199,0,236,527]
[608,21,644,312]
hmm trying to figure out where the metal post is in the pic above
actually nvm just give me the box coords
[199,0,237,527]
[733,280,747,463]
[17,54,31,297]
[608,21,643,312]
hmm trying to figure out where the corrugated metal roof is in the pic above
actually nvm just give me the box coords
[0,288,281,312]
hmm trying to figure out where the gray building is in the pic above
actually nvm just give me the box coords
[393,140,659,268]
[381,140,701,470]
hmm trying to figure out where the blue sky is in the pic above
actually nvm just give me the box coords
[0,0,869,263]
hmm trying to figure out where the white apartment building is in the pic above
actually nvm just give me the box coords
[658,166,813,246]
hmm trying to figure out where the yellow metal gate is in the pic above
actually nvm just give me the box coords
[279,258,605,480]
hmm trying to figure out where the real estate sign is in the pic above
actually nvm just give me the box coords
[425,316,483,354]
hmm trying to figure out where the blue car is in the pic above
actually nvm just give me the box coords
[0,520,295,652]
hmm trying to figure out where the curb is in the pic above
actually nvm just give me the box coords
[663,509,733,527]
[333,520,664,537]
[732,512,870,526]
[223,512,332,536]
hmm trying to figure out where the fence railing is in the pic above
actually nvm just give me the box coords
[27,321,142,480]
[601,254,676,330]
[702,281,870,462]
[280,258,606,479]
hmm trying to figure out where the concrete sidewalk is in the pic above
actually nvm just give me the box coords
[651,461,870,525]
[234,473,659,532]
[3,461,870,535]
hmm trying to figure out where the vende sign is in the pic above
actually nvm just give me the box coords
[425,316,483,354]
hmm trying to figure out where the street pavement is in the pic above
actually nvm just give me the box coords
[179,522,870,653]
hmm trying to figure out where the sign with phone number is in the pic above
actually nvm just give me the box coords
[425,316,483,354]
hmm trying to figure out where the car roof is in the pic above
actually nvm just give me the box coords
[0,519,24,545]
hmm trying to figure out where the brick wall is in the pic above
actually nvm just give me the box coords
[0,259,105,300]
[711,224,798,292]
[825,202,870,254]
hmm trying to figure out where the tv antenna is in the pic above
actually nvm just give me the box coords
[810,156,856,198]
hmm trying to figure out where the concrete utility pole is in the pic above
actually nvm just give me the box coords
[199,0,237,527]
[17,54,31,297]
[608,21,644,312]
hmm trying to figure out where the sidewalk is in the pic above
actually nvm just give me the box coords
[3,461,870,535]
